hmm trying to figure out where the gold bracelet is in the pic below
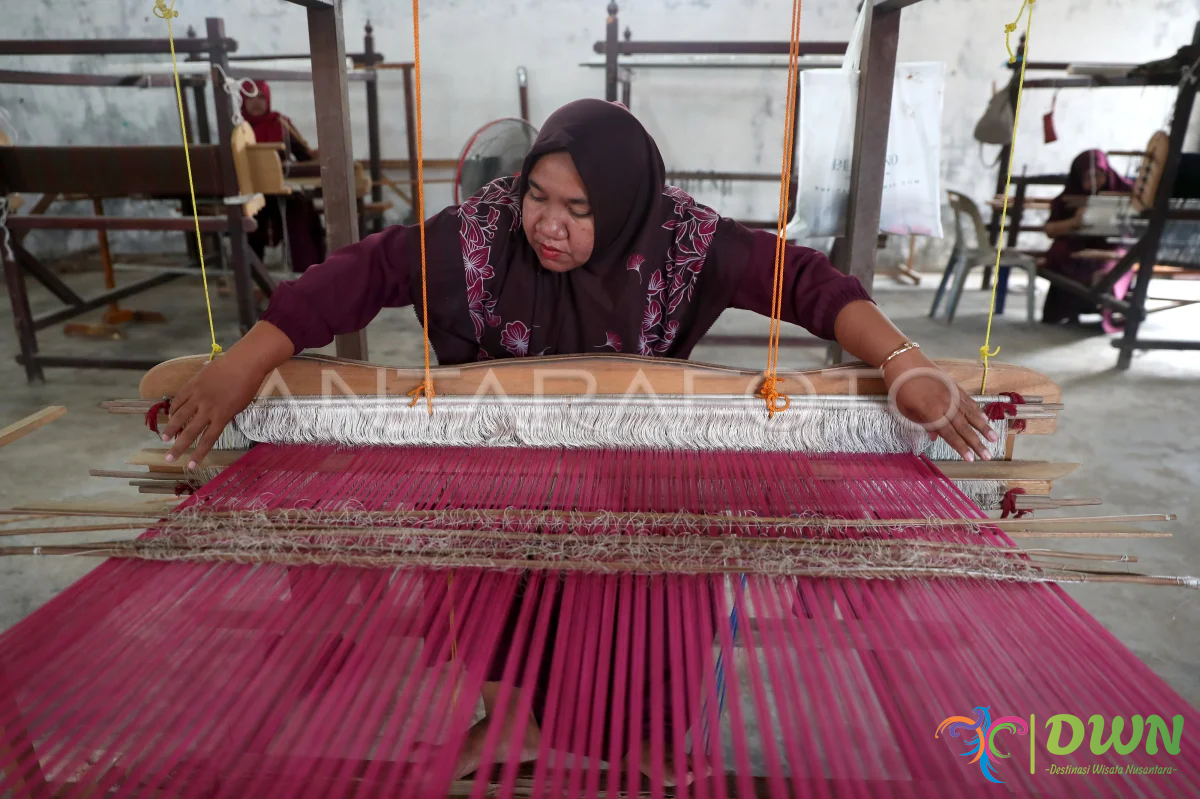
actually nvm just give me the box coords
[879,341,920,370]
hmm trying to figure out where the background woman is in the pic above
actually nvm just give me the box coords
[1041,149,1135,332]
[242,80,327,274]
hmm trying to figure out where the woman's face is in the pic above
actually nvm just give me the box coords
[1079,162,1106,193]
[522,151,595,272]
[244,95,269,119]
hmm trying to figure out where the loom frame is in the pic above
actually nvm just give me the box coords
[186,20,396,238]
[594,1,927,364]
[984,23,1200,368]
[0,26,274,382]
[0,4,368,376]
[13,358,1197,797]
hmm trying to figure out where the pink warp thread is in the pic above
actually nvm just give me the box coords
[0,444,1196,798]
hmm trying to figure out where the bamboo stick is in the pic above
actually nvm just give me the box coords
[0,406,66,448]
[3,504,1176,529]
[0,514,45,526]
[1,543,1190,589]
[1013,498,1101,509]
[1,519,1169,540]
[0,523,144,538]
[89,469,194,481]
[0,524,1139,564]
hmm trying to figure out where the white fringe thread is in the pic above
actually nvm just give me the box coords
[212,394,1010,460]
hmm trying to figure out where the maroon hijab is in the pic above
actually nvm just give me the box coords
[243,81,287,144]
[1049,149,1134,222]
[414,99,751,364]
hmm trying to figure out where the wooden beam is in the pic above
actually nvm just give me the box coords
[0,38,236,56]
[836,5,901,296]
[0,406,66,448]
[1117,20,1200,368]
[0,145,226,197]
[829,4,901,364]
[307,0,367,360]
[33,274,180,331]
[5,216,254,233]
[594,40,848,56]
[284,0,334,8]
[206,18,257,336]
[223,66,376,83]
[130,448,245,470]
[934,460,1079,481]
[139,354,1062,404]
[873,0,924,10]
[0,69,205,88]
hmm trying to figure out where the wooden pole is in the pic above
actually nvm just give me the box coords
[306,0,367,360]
[0,407,65,448]
[206,17,257,336]
[829,4,901,363]
[603,2,620,102]
[364,21,384,235]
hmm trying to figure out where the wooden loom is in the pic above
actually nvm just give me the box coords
[4,3,1198,797]
[2,354,1198,798]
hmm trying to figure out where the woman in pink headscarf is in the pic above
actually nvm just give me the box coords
[242,80,327,273]
[1041,149,1135,332]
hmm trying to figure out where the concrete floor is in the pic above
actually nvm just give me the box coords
[2,261,1199,707]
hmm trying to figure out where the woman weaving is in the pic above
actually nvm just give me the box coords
[160,99,998,781]
[1041,149,1135,332]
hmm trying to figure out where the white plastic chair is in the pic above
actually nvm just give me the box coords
[929,190,1039,324]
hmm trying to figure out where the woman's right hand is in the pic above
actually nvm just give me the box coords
[161,321,294,468]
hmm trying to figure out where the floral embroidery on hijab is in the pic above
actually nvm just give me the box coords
[458,182,519,340]
[598,332,623,352]
[456,178,719,361]
[500,321,532,356]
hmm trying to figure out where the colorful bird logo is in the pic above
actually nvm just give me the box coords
[936,706,1029,784]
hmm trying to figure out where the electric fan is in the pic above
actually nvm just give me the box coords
[454,117,539,203]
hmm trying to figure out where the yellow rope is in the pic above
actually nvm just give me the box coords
[407,0,435,414]
[757,0,803,418]
[153,0,221,360]
[981,0,1036,392]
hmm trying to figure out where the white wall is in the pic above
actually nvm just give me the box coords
[3,0,1199,261]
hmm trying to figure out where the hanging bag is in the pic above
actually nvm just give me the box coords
[974,87,1015,145]
[1043,92,1059,144]
[792,5,945,238]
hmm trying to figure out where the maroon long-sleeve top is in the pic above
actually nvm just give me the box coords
[261,220,871,359]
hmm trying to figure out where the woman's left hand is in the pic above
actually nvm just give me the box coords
[882,348,997,461]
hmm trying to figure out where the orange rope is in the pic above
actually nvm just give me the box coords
[406,0,454,709]
[407,0,435,414]
[757,0,803,418]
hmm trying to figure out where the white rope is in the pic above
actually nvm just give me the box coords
[211,64,259,127]
[0,106,19,143]
[0,106,19,265]
[0,195,15,265]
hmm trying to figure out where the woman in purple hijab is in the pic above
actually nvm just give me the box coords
[160,99,998,779]
[164,99,993,462]
[1041,149,1135,332]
